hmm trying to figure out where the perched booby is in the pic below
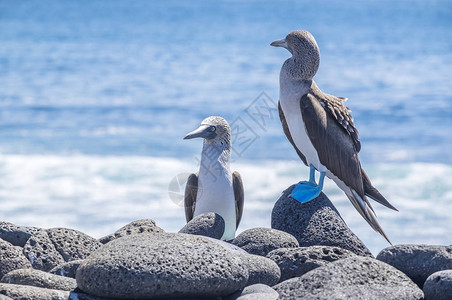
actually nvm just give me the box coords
[183,116,244,241]
[271,30,398,243]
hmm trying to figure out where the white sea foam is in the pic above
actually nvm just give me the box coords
[0,154,450,255]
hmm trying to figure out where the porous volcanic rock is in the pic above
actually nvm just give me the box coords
[273,256,423,299]
[22,230,65,271]
[50,260,84,278]
[272,186,373,257]
[1,269,76,291]
[423,270,452,300]
[377,244,452,288]
[244,254,280,286]
[0,222,41,247]
[232,227,298,256]
[267,245,357,282]
[0,283,69,300]
[0,239,32,278]
[226,284,279,300]
[46,228,101,262]
[98,219,164,244]
[76,233,248,298]
[179,212,225,239]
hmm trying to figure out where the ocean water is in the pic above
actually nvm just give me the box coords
[0,0,451,254]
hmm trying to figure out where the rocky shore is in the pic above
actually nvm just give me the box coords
[0,186,450,299]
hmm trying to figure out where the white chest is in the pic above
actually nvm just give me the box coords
[194,161,236,240]
[279,78,326,172]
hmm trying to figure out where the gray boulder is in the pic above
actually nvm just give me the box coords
[423,270,452,300]
[46,228,101,262]
[179,213,225,239]
[23,228,100,272]
[267,245,357,282]
[68,292,106,300]
[232,227,298,256]
[0,222,41,247]
[50,260,84,278]
[377,244,452,288]
[23,230,65,271]
[76,232,248,298]
[244,254,280,286]
[0,238,32,278]
[206,238,280,287]
[273,256,423,299]
[0,283,69,300]
[272,186,373,257]
[226,284,279,300]
[1,269,76,291]
[98,219,164,244]
[0,295,12,300]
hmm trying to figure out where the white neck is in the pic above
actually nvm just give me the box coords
[199,142,231,180]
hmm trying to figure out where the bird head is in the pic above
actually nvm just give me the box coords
[184,116,231,149]
[271,30,320,80]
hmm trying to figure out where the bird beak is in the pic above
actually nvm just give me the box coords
[270,38,288,49]
[184,125,210,140]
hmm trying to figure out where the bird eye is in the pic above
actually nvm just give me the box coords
[210,126,216,132]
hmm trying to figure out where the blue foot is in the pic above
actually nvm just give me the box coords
[290,166,326,203]
[290,182,322,203]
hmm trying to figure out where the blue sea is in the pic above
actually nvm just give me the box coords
[0,0,451,254]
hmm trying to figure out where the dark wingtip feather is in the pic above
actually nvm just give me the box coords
[361,168,398,211]
[346,191,393,245]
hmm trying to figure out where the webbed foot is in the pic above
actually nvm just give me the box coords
[289,167,326,203]
[289,181,322,203]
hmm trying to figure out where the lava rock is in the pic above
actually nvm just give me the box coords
[207,237,249,255]
[232,227,298,256]
[1,269,77,291]
[76,232,248,298]
[226,284,279,300]
[0,283,70,300]
[267,245,357,282]
[22,230,65,271]
[68,290,106,300]
[244,254,280,286]
[423,270,452,300]
[179,213,225,239]
[0,222,42,247]
[46,228,101,262]
[207,238,280,287]
[272,186,373,257]
[50,260,84,278]
[377,244,452,288]
[273,256,423,299]
[97,234,115,244]
[98,219,165,244]
[0,239,32,278]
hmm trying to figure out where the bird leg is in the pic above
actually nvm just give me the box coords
[290,165,326,203]
[309,164,316,184]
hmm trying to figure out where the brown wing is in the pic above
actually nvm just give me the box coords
[184,173,198,223]
[310,83,361,152]
[300,93,396,242]
[232,171,244,229]
[300,93,365,197]
[278,102,308,166]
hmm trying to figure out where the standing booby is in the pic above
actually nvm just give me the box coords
[183,116,244,241]
[271,30,398,243]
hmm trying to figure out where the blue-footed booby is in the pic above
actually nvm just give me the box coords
[271,30,398,243]
[183,116,244,241]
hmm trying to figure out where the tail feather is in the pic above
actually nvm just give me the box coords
[346,189,392,245]
[361,168,398,211]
